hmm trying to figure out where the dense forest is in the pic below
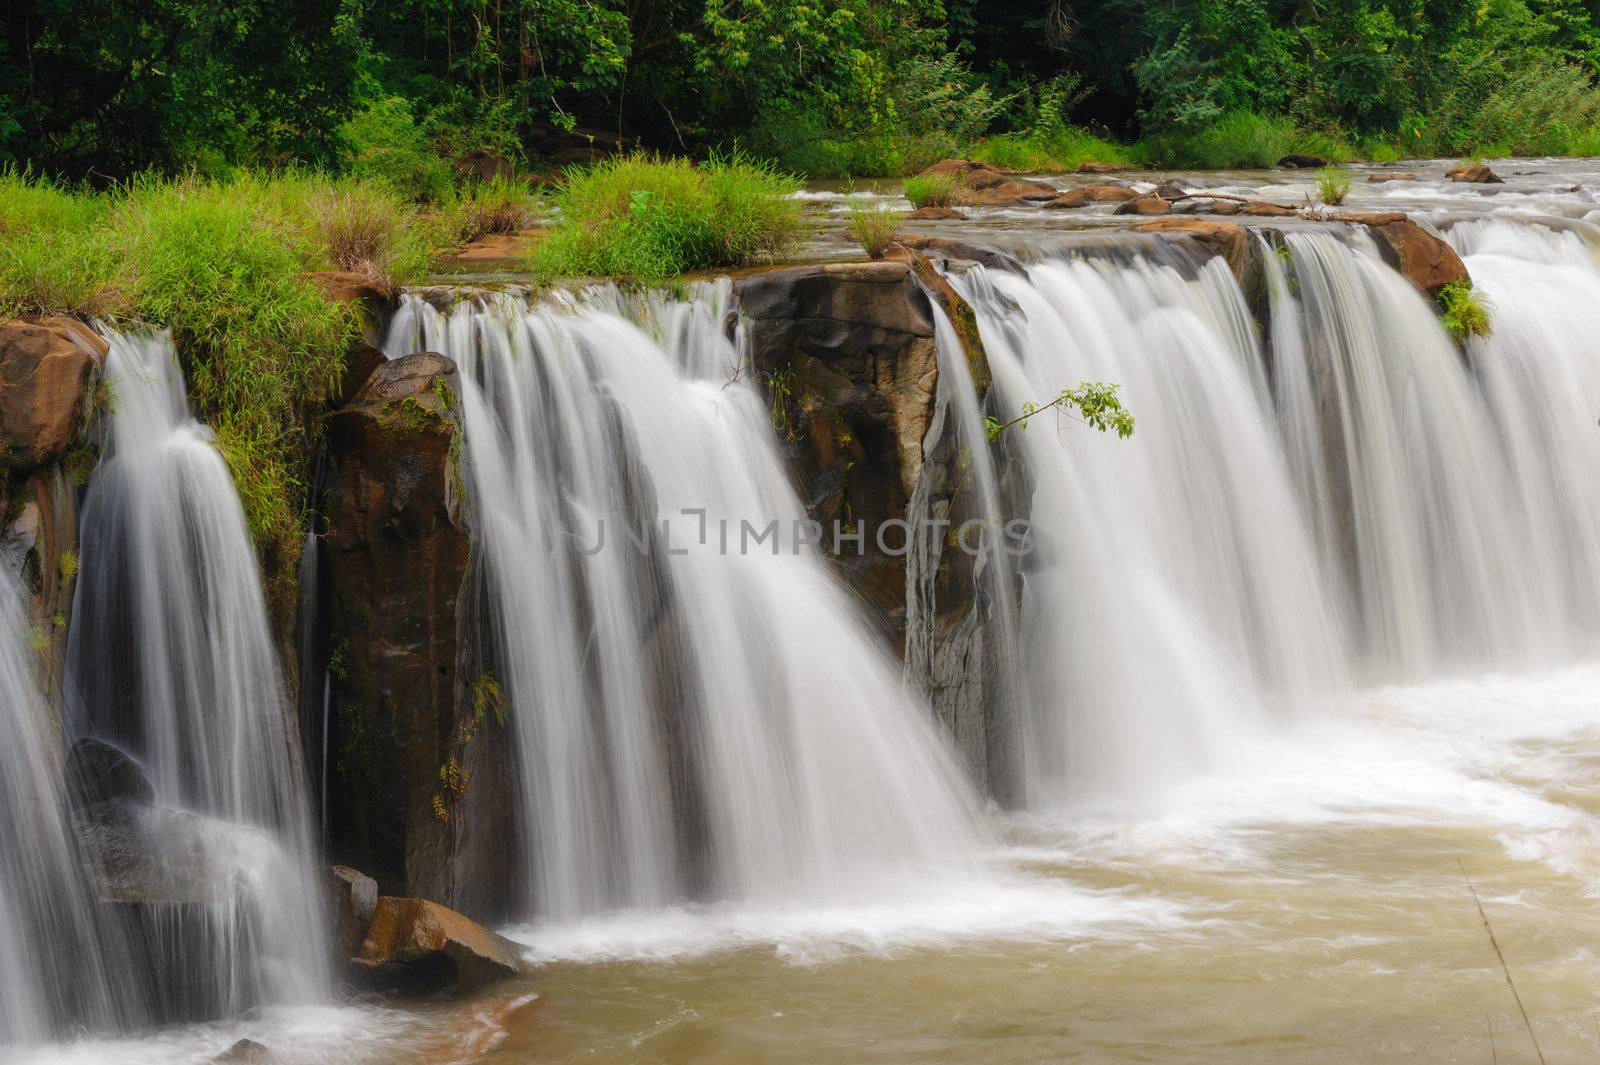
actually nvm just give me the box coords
[7,0,1600,180]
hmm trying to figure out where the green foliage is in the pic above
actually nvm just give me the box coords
[973,129,1133,172]
[846,204,906,259]
[1317,166,1351,206]
[0,171,122,317]
[1438,281,1491,341]
[904,173,961,209]
[985,382,1135,442]
[338,95,457,202]
[56,551,79,582]
[532,155,802,281]
[442,174,540,245]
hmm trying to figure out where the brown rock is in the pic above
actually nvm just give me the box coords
[327,865,379,958]
[1337,211,1409,226]
[324,354,512,916]
[1278,154,1328,168]
[305,270,396,306]
[1367,172,1419,183]
[891,235,1021,272]
[1446,164,1504,184]
[735,262,940,646]
[1044,185,1137,208]
[1365,219,1470,296]
[1243,201,1299,217]
[1130,218,1251,287]
[358,896,529,992]
[916,159,1015,190]
[337,343,387,407]
[1113,195,1172,216]
[1076,161,1128,173]
[0,317,105,473]
[961,179,1059,206]
[1152,182,1188,200]
[455,148,514,183]
[438,230,544,267]
[907,206,967,221]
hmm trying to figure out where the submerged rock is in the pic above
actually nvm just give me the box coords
[356,896,530,993]
[1130,218,1254,290]
[1113,195,1171,216]
[65,738,154,811]
[1367,171,1419,183]
[1278,154,1328,168]
[1446,164,1504,184]
[212,1039,272,1063]
[1044,185,1136,208]
[1349,217,1470,296]
[906,206,966,221]
[911,160,1056,206]
[0,317,105,473]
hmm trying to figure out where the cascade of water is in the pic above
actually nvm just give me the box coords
[948,253,1349,803]
[0,564,119,1049]
[385,284,981,920]
[1265,229,1575,674]
[66,328,328,1019]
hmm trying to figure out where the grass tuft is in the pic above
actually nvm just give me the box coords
[846,204,906,259]
[531,153,803,281]
[1317,166,1351,205]
[971,128,1133,172]
[904,172,961,209]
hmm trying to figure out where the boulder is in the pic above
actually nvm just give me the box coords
[1278,154,1328,168]
[1335,211,1408,226]
[1446,164,1504,184]
[1152,182,1188,199]
[65,738,154,812]
[1130,218,1253,289]
[915,159,1014,189]
[961,179,1059,206]
[1367,172,1419,183]
[1113,195,1171,216]
[0,317,105,473]
[327,865,379,958]
[324,354,511,916]
[906,206,966,221]
[455,148,514,183]
[889,234,1022,272]
[212,1040,272,1064]
[1044,185,1137,208]
[357,896,529,992]
[1357,218,1470,296]
[735,262,941,646]
[1076,161,1128,173]
[1243,201,1299,217]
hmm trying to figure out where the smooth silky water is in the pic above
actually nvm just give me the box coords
[22,167,1600,1063]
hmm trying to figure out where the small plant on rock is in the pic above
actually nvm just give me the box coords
[985,381,1135,441]
[1317,166,1351,205]
[847,203,906,258]
[1438,280,1491,340]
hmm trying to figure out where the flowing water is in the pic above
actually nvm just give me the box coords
[20,163,1600,1063]
[385,285,982,921]
[64,328,328,1024]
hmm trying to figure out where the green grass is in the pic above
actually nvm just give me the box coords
[904,172,961,209]
[970,128,1132,172]
[1139,111,1354,169]
[1438,280,1491,341]
[531,154,804,281]
[1317,166,1351,205]
[846,203,906,258]
[444,173,541,244]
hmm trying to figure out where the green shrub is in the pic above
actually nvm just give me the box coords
[846,204,906,259]
[445,174,540,244]
[1140,110,1296,168]
[1438,281,1491,341]
[532,154,803,280]
[1317,166,1351,205]
[972,128,1133,172]
[0,171,123,317]
[904,173,961,209]
[339,96,456,202]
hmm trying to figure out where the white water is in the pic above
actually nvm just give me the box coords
[0,564,118,1050]
[65,329,328,1021]
[385,284,981,922]
[949,254,1348,804]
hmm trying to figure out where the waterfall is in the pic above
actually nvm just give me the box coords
[66,328,328,1020]
[1265,227,1600,674]
[0,564,118,1050]
[385,284,981,921]
[947,252,1349,803]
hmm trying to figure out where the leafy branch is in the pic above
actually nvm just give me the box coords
[984,381,1135,442]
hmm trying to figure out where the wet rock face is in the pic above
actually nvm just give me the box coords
[66,738,155,811]
[1447,164,1504,184]
[1361,218,1470,296]
[736,262,940,648]
[1045,185,1137,208]
[327,864,379,959]
[0,317,104,473]
[913,160,1058,206]
[322,353,513,919]
[355,896,530,993]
